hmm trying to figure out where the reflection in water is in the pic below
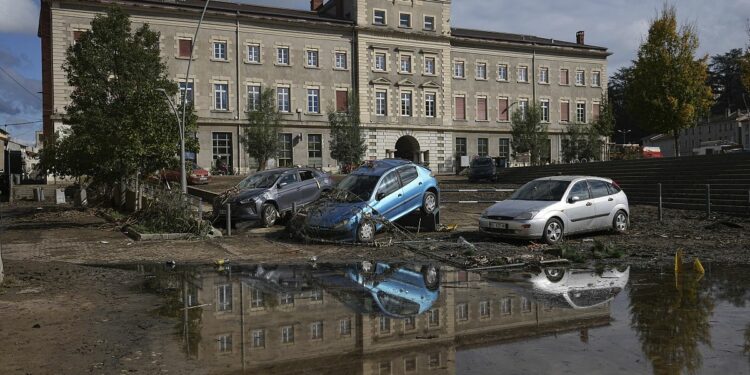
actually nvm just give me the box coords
[136,262,624,374]
[746,324,750,364]
[629,270,714,375]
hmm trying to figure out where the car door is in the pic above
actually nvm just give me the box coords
[397,166,422,213]
[372,170,404,220]
[588,179,617,229]
[275,172,300,212]
[296,169,321,205]
[563,180,595,234]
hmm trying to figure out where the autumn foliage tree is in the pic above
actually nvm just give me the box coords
[626,4,713,156]
[241,88,280,171]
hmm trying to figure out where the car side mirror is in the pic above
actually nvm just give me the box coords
[277,182,287,189]
[568,196,581,204]
[376,192,386,201]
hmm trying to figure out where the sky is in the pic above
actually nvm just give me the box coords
[0,0,748,145]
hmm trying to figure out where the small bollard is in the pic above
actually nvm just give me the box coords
[226,203,232,236]
[706,184,711,218]
[658,183,663,222]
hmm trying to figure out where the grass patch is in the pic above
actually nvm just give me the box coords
[557,243,587,263]
[592,240,624,259]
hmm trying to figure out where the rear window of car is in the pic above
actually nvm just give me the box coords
[377,171,402,198]
[588,180,611,198]
[397,166,419,186]
[607,182,621,195]
[299,170,315,181]
[472,158,492,167]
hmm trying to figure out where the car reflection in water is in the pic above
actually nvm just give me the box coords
[484,265,630,310]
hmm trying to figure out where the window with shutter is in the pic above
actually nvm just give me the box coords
[455,97,465,120]
[498,98,509,121]
[179,39,192,58]
[73,30,83,41]
[561,101,570,122]
[593,103,601,122]
[476,98,487,121]
[336,91,348,112]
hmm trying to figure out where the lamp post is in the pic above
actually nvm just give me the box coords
[156,89,187,194]
[617,129,632,144]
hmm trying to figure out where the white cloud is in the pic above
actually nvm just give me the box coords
[0,0,40,34]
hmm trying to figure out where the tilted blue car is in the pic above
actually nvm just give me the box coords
[304,159,440,242]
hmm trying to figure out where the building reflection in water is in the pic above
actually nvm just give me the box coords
[140,262,627,374]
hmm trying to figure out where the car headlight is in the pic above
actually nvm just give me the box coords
[239,197,256,205]
[514,211,538,220]
[481,209,489,218]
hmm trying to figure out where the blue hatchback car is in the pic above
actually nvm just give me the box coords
[304,160,439,242]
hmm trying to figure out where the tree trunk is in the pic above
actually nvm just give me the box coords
[673,131,680,157]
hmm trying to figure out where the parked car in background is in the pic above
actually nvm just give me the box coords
[214,168,333,227]
[479,176,629,244]
[162,161,211,185]
[468,156,498,182]
[304,160,439,242]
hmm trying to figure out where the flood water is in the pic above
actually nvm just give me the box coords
[136,262,750,374]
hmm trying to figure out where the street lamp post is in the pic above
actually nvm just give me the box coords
[156,89,186,193]
[617,129,632,144]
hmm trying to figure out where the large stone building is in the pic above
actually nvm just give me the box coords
[39,0,609,173]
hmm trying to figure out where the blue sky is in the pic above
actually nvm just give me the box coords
[1,0,748,145]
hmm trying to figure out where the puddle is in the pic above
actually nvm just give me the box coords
[132,262,750,374]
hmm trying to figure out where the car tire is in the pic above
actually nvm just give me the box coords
[422,191,438,215]
[543,218,564,245]
[357,219,376,243]
[260,203,278,228]
[543,267,566,282]
[421,264,441,291]
[613,210,628,233]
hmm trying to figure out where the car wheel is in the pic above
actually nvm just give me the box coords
[421,264,441,291]
[261,203,278,228]
[422,191,438,215]
[543,267,566,282]
[613,210,628,233]
[357,219,376,243]
[543,218,564,245]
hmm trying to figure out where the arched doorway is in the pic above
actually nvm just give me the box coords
[394,135,420,162]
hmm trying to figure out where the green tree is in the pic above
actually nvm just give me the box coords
[510,104,548,165]
[329,94,366,170]
[561,123,605,163]
[609,66,644,143]
[38,7,196,188]
[707,49,750,114]
[240,88,280,171]
[626,4,713,156]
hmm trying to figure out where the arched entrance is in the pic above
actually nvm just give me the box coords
[394,135,420,163]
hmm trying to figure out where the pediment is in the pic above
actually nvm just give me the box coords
[421,80,441,88]
[396,79,416,87]
[370,77,392,85]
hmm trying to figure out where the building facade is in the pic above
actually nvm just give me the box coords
[642,111,750,157]
[40,0,609,174]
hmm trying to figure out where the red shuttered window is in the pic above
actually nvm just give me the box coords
[179,39,192,58]
[455,97,466,120]
[336,91,348,112]
[498,98,509,121]
[560,101,570,123]
[476,97,487,121]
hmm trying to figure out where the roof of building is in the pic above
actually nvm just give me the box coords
[451,27,608,52]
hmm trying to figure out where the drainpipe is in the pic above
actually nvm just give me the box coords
[236,13,242,173]
[531,48,536,103]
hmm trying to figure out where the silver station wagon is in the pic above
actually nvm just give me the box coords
[479,176,629,244]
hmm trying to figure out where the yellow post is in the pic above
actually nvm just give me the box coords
[674,249,683,274]
[693,258,705,274]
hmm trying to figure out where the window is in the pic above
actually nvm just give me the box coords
[499,138,510,160]
[588,179,610,198]
[425,93,436,117]
[428,352,441,369]
[375,53,387,71]
[217,284,232,311]
[424,57,436,75]
[454,61,465,78]
[335,52,347,69]
[498,64,508,81]
[247,44,260,63]
[560,101,570,123]
[218,334,232,353]
[379,316,391,333]
[454,96,466,120]
[593,102,601,122]
[336,90,349,112]
[560,69,570,85]
[212,132,233,170]
[306,50,319,67]
[280,291,294,305]
[213,41,227,60]
[401,92,412,116]
[252,329,265,348]
[517,66,528,82]
[214,83,228,110]
[400,55,412,73]
[379,361,392,375]
[178,38,192,58]
[521,297,532,313]
[245,287,264,310]
[377,171,401,198]
[247,84,260,111]
[311,321,323,340]
[576,102,587,123]
[476,63,487,80]
[300,170,316,181]
[277,47,289,65]
[569,181,591,200]
[476,97,488,121]
[72,30,84,42]
[307,88,320,113]
[373,9,386,25]
[404,357,417,372]
[518,99,529,120]
[592,71,601,87]
[278,133,293,167]
[500,297,512,315]
[179,81,194,105]
[376,91,388,116]
[575,70,585,85]
[478,138,488,156]
[308,134,322,160]
[281,326,294,344]
[540,99,550,122]
[457,303,469,321]
[424,16,435,31]
[398,166,419,186]
[480,300,491,318]
[340,318,352,336]
[399,13,411,28]
[428,309,440,327]
[456,137,467,157]
[539,67,549,83]
[498,98,509,121]
[277,87,290,113]
[403,316,416,331]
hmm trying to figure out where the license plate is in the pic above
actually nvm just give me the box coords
[490,222,508,229]
[200,177,207,181]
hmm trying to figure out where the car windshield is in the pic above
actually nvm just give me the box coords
[472,158,493,167]
[510,180,570,201]
[377,291,421,316]
[334,174,381,202]
[237,171,283,190]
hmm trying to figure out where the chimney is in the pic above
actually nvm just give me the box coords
[310,0,323,11]
[576,31,585,45]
